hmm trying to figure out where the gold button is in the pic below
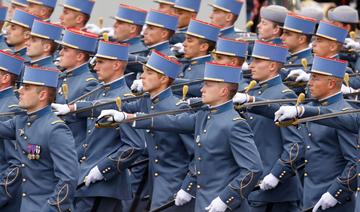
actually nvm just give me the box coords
[197,143,201,147]
[198,157,202,161]
[88,130,91,133]
[357,187,360,191]
[22,178,26,182]
[27,122,31,126]
[82,144,88,148]
[21,163,25,167]
[81,156,86,161]
[304,160,308,163]
[154,172,159,177]
[150,106,154,109]
[249,116,253,120]
[304,172,308,177]
[197,171,201,175]
[155,145,158,150]
[308,133,312,136]
[24,136,27,140]
[226,200,229,204]
[197,185,201,189]
[357,173,360,177]
[306,145,310,149]
[187,188,190,191]
[22,193,26,197]
[203,129,207,133]
[155,159,159,163]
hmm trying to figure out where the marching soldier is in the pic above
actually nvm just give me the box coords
[56,29,99,148]
[274,56,358,211]
[154,0,176,16]
[0,50,24,212]
[6,9,40,61]
[7,0,27,20]
[0,6,10,51]
[170,0,200,44]
[0,66,79,211]
[233,41,304,212]
[59,0,95,29]
[25,19,63,69]
[26,0,56,21]
[211,37,249,90]
[100,50,195,211]
[257,5,288,44]
[111,4,148,87]
[53,40,146,212]
[208,0,243,39]
[101,62,263,212]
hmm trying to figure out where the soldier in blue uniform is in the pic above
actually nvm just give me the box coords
[56,28,99,149]
[172,19,220,97]
[233,41,304,212]
[0,66,79,212]
[26,19,62,69]
[0,6,11,51]
[101,62,263,212]
[111,4,148,87]
[257,5,288,44]
[7,0,27,20]
[26,0,57,21]
[279,13,317,88]
[208,0,243,39]
[211,37,249,90]
[170,0,200,45]
[0,50,24,212]
[100,50,195,211]
[59,0,95,29]
[6,9,40,61]
[274,56,358,211]
[53,40,146,212]
[154,0,176,16]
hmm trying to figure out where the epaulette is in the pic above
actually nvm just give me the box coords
[176,100,187,106]
[8,104,19,108]
[51,120,65,125]
[233,116,245,121]
[282,89,293,93]
[124,93,136,97]
[341,107,351,111]
[86,77,97,82]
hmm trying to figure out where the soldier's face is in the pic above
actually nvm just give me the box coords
[7,4,27,20]
[249,58,272,81]
[59,8,80,28]
[175,8,194,29]
[18,84,41,110]
[113,21,132,42]
[59,46,79,69]
[94,58,121,83]
[157,3,176,15]
[212,53,239,66]
[183,35,203,59]
[6,24,29,46]
[201,81,225,105]
[140,66,164,93]
[312,36,336,57]
[280,30,303,53]
[27,3,44,17]
[209,8,228,28]
[143,25,168,46]
[26,36,45,59]
[308,73,334,99]
[257,18,278,40]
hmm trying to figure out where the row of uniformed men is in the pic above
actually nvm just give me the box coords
[0,0,359,212]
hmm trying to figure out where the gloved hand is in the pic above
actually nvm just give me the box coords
[242,62,249,70]
[287,69,310,82]
[84,166,104,186]
[344,38,360,50]
[51,103,71,115]
[205,197,228,212]
[259,173,280,190]
[312,192,338,212]
[174,189,192,206]
[274,105,303,122]
[171,42,185,54]
[131,79,144,93]
[341,84,355,94]
[232,93,250,104]
[84,23,101,35]
[99,27,114,37]
[98,110,127,122]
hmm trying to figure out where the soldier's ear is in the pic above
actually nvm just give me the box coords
[23,30,31,40]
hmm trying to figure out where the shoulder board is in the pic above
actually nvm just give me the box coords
[176,100,187,106]
[233,116,245,121]
[341,107,351,111]
[282,89,293,93]
[86,77,97,82]
[124,93,136,97]
[51,120,65,125]
[8,104,19,108]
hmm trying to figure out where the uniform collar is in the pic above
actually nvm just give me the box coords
[287,48,312,63]
[123,36,142,45]
[190,54,211,64]
[30,56,54,67]
[265,37,282,44]
[27,105,52,121]
[318,92,343,106]
[151,87,172,104]
[63,62,89,77]
[103,76,126,91]
[148,41,170,51]
[259,75,282,88]
[209,100,233,114]
[220,25,235,35]
[176,26,188,33]
[330,54,339,59]
[14,47,27,57]
[0,87,15,98]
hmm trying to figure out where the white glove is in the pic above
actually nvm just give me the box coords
[344,38,360,49]
[171,42,185,54]
[130,79,143,93]
[274,105,302,122]
[99,27,114,37]
[98,110,127,122]
[205,197,228,212]
[259,173,280,190]
[241,62,249,70]
[312,192,338,212]
[84,23,101,35]
[84,166,104,186]
[341,84,355,94]
[232,93,250,104]
[51,103,70,115]
[287,69,310,82]
[174,189,192,206]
